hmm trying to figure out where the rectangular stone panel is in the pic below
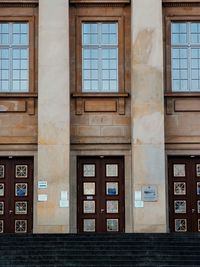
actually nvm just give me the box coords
[0,100,26,113]
[84,100,117,112]
[175,99,200,112]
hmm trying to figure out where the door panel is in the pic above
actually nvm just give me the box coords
[0,157,33,233]
[168,156,200,232]
[77,157,125,233]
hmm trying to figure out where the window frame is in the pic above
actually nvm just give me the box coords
[76,16,124,94]
[0,16,35,94]
[165,15,200,95]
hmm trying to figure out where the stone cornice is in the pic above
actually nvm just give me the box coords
[0,0,38,2]
[70,0,130,4]
[0,0,38,7]
[163,0,200,7]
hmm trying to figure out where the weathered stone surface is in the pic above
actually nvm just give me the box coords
[37,0,70,233]
[131,0,166,233]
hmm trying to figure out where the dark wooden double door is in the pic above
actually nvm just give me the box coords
[0,157,33,233]
[169,156,200,232]
[77,157,125,233]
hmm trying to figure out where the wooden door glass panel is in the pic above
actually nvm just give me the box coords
[0,202,4,215]
[107,219,118,232]
[106,164,118,177]
[83,164,95,177]
[0,165,4,178]
[197,182,200,195]
[197,201,200,213]
[0,184,4,196]
[83,219,95,232]
[0,220,3,233]
[15,201,27,215]
[15,183,28,197]
[106,182,118,196]
[15,165,28,178]
[196,164,200,177]
[174,182,186,195]
[83,200,95,214]
[173,164,186,177]
[15,219,27,233]
[83,182,95,195]
[106,200,118,213]
[175,219,187,232]
[174,200,186,213]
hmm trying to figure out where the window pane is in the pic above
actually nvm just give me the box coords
[83,70,90,80]
[83,80,91,91]
[13,34,20,45]
[1,34,9,45]
[13,24,21,33]
[21,81,28,91]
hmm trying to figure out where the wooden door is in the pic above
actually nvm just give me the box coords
[0,157,33,233]
[168,156,200,232]
[77,156,125,233]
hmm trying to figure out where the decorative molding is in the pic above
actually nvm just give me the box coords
[163,0,200,7]
[70,0,130,3]
[0,0,38,2]
[0,0,38,7]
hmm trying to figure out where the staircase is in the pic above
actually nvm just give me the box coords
[0,233,200,266]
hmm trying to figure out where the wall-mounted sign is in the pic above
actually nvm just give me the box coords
[59,200,69,208]
[134,200,144,208]
[61,191,68,201]
[38,194,48,202]
[38,181,48,189]
[142,185,158,202]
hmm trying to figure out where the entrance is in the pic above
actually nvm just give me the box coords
[0,157,33,233]
[77,156,125,233]
[168,156,200,232]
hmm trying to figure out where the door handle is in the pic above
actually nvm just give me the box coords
[100,209,104,213]
[192,209,196,213]
[9,210,13,214]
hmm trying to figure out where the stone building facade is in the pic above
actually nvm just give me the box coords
[0,0,200,233]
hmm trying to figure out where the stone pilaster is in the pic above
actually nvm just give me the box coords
[131,0,166,232]
[37,0,70,233]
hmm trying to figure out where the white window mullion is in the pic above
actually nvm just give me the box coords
[98,23,102,92]
[9,22,13,92]
[188,22,191,92]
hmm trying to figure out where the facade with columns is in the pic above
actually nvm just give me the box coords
[0,0,200,234]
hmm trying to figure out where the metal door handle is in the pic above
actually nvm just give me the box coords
[9,210,13,214]
[192,209,195,213]
[101,209,104,213]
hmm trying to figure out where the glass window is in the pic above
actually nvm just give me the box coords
[171,22,200,92]
[0,22,29,92]
[82,22,118,92]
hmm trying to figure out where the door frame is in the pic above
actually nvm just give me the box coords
[70,148,133,233]
[166,149,200,233]
[0,151,37,233]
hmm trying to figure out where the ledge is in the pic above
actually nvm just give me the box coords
[0,93,37,98]
[70,0,130,3]
[72,92,129,98]
[0,0,38,3]
[163,0,200,2]
[165,92,200,97]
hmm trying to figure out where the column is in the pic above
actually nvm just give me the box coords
[37,0,70,233]
[131,0,166,232]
